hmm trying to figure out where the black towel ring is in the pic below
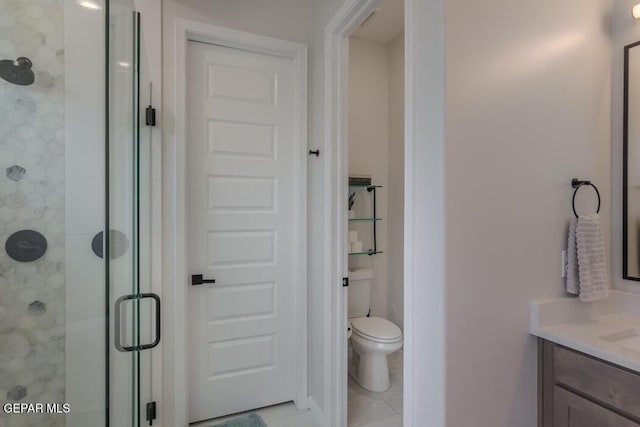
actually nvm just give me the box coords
[571,178,601,219]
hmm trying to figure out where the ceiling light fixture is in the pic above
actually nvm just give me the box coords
[633,3,640,19]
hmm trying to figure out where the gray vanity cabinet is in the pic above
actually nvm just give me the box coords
[539,339,640,427]
[553,387,640,427]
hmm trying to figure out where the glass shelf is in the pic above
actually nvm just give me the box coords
[349,250,384,256]
[348,182,382,255]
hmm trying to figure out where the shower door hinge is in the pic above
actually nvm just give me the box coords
[145,105,156,127]
[146,401,157,425]
[343,277,349,287]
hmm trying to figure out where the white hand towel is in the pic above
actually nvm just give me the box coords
[576,214,608,302]
[566,218,579,295]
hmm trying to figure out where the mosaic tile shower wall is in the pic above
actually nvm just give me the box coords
[0,0,66,425]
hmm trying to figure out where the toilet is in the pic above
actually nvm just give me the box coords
[348,268,403,392]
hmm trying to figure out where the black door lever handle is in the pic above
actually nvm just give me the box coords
[192,274,216,286]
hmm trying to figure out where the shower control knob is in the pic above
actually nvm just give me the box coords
[191,274,216,286]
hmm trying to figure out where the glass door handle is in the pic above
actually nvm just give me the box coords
[115,293,161,352]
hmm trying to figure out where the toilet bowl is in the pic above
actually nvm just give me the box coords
[349,316,403,392]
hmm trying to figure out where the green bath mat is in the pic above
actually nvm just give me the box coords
[210,413,267,427]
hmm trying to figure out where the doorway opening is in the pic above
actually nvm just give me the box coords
[346,2,405,425]
[324,0,406,426]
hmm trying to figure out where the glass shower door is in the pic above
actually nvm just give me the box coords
[0,0,153,425]
[108,3,156,426]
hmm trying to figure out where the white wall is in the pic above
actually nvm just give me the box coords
[387,32,404,330]
[613,0,640,292]
[403,0,448,423]
[444,0,612,425]
[348,37,389,318]
[308,0,346,417]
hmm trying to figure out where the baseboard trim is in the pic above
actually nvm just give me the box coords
[308,396,324,426]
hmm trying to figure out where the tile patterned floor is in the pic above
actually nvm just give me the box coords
[348,350,403,427]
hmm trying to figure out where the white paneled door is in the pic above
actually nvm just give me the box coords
[187,40,299,423]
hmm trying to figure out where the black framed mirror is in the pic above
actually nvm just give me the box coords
[623,41,640,280]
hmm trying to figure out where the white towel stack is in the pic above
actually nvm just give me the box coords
[566,214,608,302]
[348,230,363,253]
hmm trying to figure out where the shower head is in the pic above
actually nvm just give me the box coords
[0,57,35,86]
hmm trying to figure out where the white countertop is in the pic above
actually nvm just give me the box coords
[530,291,640,373]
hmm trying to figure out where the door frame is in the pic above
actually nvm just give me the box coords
[325,0,447,426]
[322,1,383,426]
[165,18,308,426]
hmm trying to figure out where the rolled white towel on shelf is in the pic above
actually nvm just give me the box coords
[349,231,359,243]
[575,214,608,302]
[351,241,364,253]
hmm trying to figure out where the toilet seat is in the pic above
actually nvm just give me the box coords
[351,316,402,343]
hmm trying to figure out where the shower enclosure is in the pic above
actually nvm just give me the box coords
[0,0,158,426]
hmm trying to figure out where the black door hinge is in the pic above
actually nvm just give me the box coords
[343,277,349,287]
[146,401,157,425]
[145,105,156,127]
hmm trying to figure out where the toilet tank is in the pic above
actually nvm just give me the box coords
[348,268,373,318]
